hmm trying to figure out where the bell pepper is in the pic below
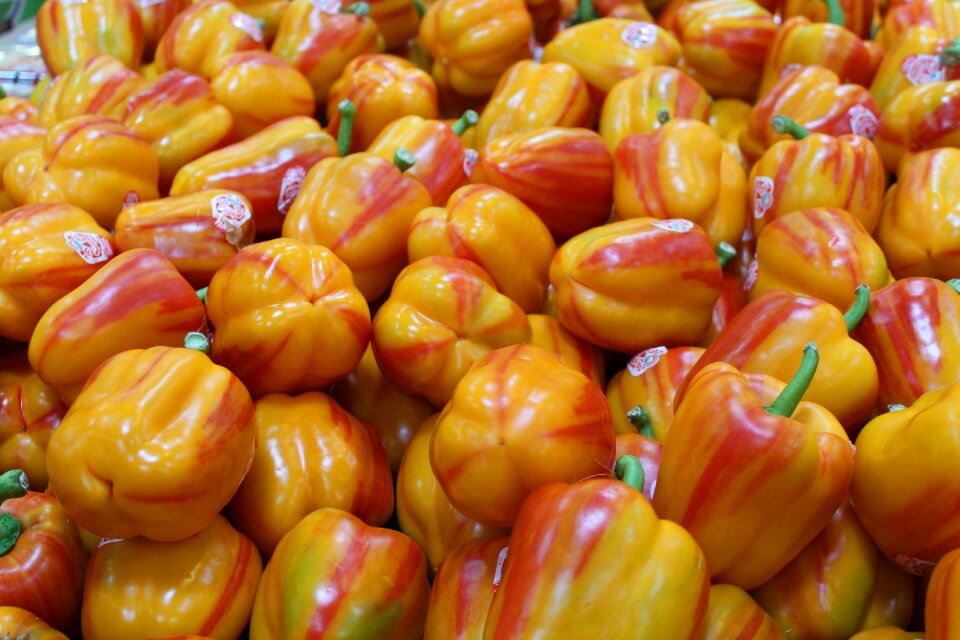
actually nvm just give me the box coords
[851,630,926,640]
[0,352,66,491]
[471,126,614,240]
[876,149,960,279]
[614,432,661,501]
[740,66,882,164]
[331,346,434,473]
[205,237,370,396]
[708,98,752,167]
[250,508,430,639]
[171,116,337,235]
[154,0,265,80]
[0,472,88,636]
[869,27,960,111]
[229,391,392,556]
[281,148,432,301]
[0,203,114,342]
[0,98,40,123]
[37,55,146,128]
[397,414,508,573]
[230,0,287,41]
[270,0,384,105]
[114,190,256,287]
[430,344,614,528]
[134,0,189,53]
[27,249,206,404]
[526,313,605,385]
[782,0,875,38]
[0,119,46,211]
[876,0,960,52]
[752,501,915,637]
[851,382,960,576]
[408,184,556,312]
[613,119,747,249]
[541,18,681,98]
[471,61,593,149]
[550,217,723,353]
[483,456,710,637]
[36,0,144,75]
[365,0,419,49]
[326,55,438,154]
[701,271,748,347]
[419,0,533,98]
[599,65,711,152]
[0,607,69,639]
[24,115,160,230]
[655,346,855,589]
[874,80,960,172]
[606,345,704,438]
[371,257,531,406]
[748,117,886,236]
[853,278,960,409]
[749,207,891,310]
[927,547,960,639]
[81,515,261,640]
[671,0,779,101]
[700,585,786,640]
[596,0,654,19]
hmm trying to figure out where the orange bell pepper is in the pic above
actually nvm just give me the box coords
[655,347,855,589]
[250,508,430,639]
[0,203,114,342]
[114,190,256,287]
[205,237,370,396]
[749,207,890,310]
[371,257,531,406]
[700,585,785,640]
[134,0,189,53]
[0,98,39,123]
[171,116,337,235]
[0,352,66,491]
[408,184,556,312]
[471,126,614,240]
[709,98,752,167]
[4,148,44,210]
[874,80,960,172]
[430,344,614,528]
[701,271,748,347]
[869,27,960,111]
[37,55,145,128]
[526,313,605,385]
[783,0,875,37]
[231,0,287,41]
[36,0,144,75]
[614,432,661,500]
[606,345,704,437]
[81,515,261,640]
[876,0,960,51]
[851,630,926,640]
[599,65,711,152]
[365,0,419,49]
[550,217,723,353]
[927,547,960,639]
[0,607,69,640]
[0,118,46,210]
[471,61,593,149]
[27,249,206,404]
[229,392,393,555]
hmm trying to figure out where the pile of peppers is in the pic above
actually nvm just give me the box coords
[3,0,960,635]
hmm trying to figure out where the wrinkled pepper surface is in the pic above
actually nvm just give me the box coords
[37,55,145,128]
[700,585,785,640]
[526,313,605,386]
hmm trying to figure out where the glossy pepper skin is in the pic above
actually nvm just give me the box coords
[37,55,146,128]
[408,184,556,312]
[419,0,533,98]
[0,352,66,490]
[781,0,874,38]
[876,0,960,52]
[853,278,960,409]
[599,65,711,152]
[655,355,855,590]
[206,238,370,396]
[875,80,960,172]
[372,257,531,406]
[171,116,337,235]
[526,313,605,386]
[702,271,748,347]
[700,585,785,640]
[751,501,915,638]
[471,126,614,240]
[0,99,39,123]
[749,208,890,310]
[431,344,614,528]
[550,217,722,353]
[250,508,430,640]
[282,152,432,301]
[36,0,144,75]
[927,547,960,639]
[606,345,704,438]
[471,61,593,149]
[614,119,747,249]
[0,118,45,209]
[869,27,960,112]
[134,0,188,52]
[229,392,393,556]
[0,203,114,342]
[28,249,206,405]
[0,607,69,639]
[82,516,261,640]
[709,98,752,166]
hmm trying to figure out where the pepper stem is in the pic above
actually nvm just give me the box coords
[844,285,870,332]
[0,470,28,502]
[185,331,210,355]
[0,514,20,557]
[946,278,960,294]
[765,343,819,418]
[344,1,370,16]
[821,0,845,26]
[571,0,596,25]
[627,406,655,439]
[413,0,425,16]
[451,110,479,137]
[771,115,810,140]
[657,109,671,125]
[941,37,960,67]
[614,455,645,493]
[394,148,416,173]
[716,242,736,268]
[196,287,207,304]
[337,99,356,157]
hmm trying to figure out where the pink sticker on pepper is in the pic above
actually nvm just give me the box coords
[627,346,668,377]
[753,176,774,220]
[653,219,694,233]
[211,194,252,250]
[744,258,759,293]
[64,232,113,265]
[278,166,305,215]
[463,149,479,177]
[311,0,341,12]
[901,54,946,85]
[848,105,879,139]
[492,546,509,594]
[621,22,657,49]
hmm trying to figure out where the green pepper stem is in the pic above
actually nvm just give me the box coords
[716,242,737,268]
[627,406,656,439]
[394,148,416,173]
[337,99,356,157]
[940,37,960,67]
[0,513,20,557]
[196,287,207,304]
[770,115,811,140]
[657,109,671,125]
[344,1,370,16]
[571,0,596,25]
[614,455,645,493]
[888,403,906,412]
[822,0,845,26]
[412,0,426,16]
[844,285,870,333]
[184,331,210,355]
[451,110,479,137]
[0,470,28,502]
[946,278,960,294]
[765,343,819,418]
